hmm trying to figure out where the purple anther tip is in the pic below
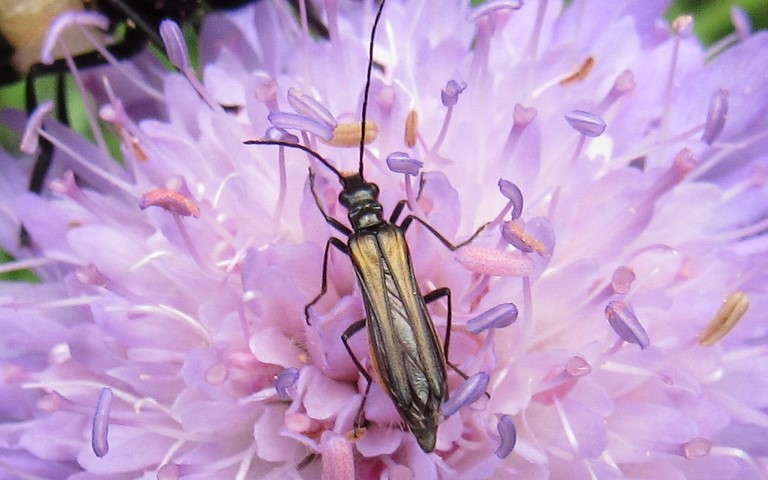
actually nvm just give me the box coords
[268,112,334,141]
[701,89,728,145]
[287,87,337,129]
[605,301,650,349]
[497,179,524,219]
[441,80,468,107]
[495,415,517,459]
[275,367,300,400]
[386,152,423,176]
[467,303,518,334]
[441,372,490,417]
[565,110,607,137]
[160,20,190,70]
[265,127,300,143]
[91,387,113,458]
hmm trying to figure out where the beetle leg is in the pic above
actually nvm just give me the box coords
[341,319,372,434]
[304,236,349,325]
[424,288,489,400]
[308,168,353,236]
[400,214,488,251]
[389,199,408,223]
[423,287,470,382]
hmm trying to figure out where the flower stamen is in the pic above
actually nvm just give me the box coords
[441,372,490,416]
[494,415,517,459]
[605,301,650,349]
[559,56,595,85]
[404,109,418,148]
[160,20,218,109]
[325,121,379,147]
[91,387,113,457]
[456,246,535,277]
[699,291,749,346]
[466,303,518,334]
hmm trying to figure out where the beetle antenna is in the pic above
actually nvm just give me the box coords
[358,0,387,178]
[244,140,344,179]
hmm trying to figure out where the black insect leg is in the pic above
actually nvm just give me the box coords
[424,287,470,381]
[341,318,372,435]
[389,199,408,223]
[400,214,487,251]
[304,236,348,325]
[308,168,352,236]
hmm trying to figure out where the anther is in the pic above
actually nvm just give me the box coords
[497,179,524,219]
[441,80,467,107]
[287,87,337,128]
[386,152,422,176]
[268,112,334,141]
[91,387,113,458]
[21,101,55,154]
[441,372,490,416]
[565,110,607,137]
[275,367,300,400]
[326,121,379,147]
[140,188,201,218]
[560,56,595,85]
[466,303,518,334]
[404,109,418,147]
[701,89,729,145]
[501,220,547,255]
[494,415,517,459]
[40,12,110,65]
[605,301,650,349]
[456,246,535,277]
[699,291,749,346]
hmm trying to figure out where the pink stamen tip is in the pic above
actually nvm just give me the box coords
[673,148,696,176]
[513,104,537,126]
[140,188,201,218]
[456,246,535,277]
[565,356,592,377]
[683,437,712,459]
[611,266,636,294]
[76,264,109,287]
[672,15,695,37]
[321,432,355,480]
[612,70,636,95]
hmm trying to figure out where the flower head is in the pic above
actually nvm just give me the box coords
[1,1,767,478]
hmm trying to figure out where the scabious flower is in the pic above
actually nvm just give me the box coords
[1,0,767,478]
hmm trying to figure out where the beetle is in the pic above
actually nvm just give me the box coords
[246,0,486,452]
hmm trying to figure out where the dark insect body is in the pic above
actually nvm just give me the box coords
[247,0,486,452]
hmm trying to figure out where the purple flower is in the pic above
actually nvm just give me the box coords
[1,1,768,478]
